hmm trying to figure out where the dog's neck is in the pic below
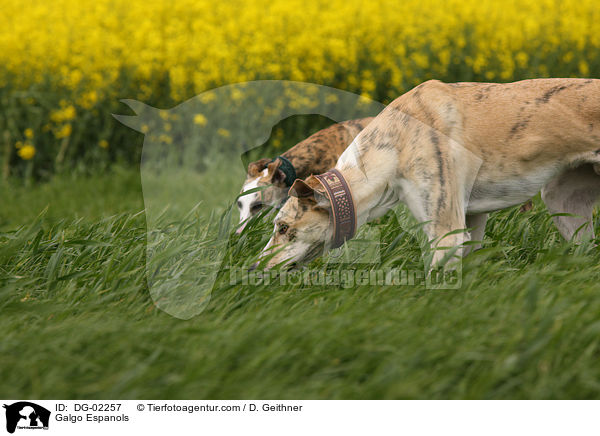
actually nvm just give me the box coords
[335,141,399,228]
[281,151,312,179]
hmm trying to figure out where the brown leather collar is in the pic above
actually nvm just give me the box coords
[314,169,357,249]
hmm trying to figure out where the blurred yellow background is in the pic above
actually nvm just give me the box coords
[1,0,599,177]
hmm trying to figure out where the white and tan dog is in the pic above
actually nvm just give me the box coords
[237,118,373,233]
[257,78,600,268]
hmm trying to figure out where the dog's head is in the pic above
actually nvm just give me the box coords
[256,175,333,269]
[237,158,290,233]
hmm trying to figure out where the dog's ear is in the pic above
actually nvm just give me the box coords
[289,176,329,208]
[266,159,286,186]
[304,175,327,197]
[289,179,313,198]
[247,158,272,177]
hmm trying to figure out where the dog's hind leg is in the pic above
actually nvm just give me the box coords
[463,213,488,256]
[541,163,600,241]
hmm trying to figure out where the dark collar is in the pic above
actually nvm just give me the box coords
[313,169,357,249]
[272,156,297,187]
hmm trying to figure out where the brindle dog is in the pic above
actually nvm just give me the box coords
[237,118,373,233]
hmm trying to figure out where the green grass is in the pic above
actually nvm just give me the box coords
[1,168,600,399]
[0,166,144,229]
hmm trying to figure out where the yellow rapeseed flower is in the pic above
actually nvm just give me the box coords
[18,144,36,160]
[99,139,109,149]
[24,128,34,139]
[55,123,72,139]
[78,90,98,109]
[217,128,230,138]
[62,105,76,121]
[0,0,598,152]
[158,134,173,144]
[193,114,207,126]
[50,105,76,123]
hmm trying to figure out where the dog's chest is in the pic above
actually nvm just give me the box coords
[467,165,561,213]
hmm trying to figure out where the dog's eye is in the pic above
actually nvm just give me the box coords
[251,203,263,213]
[237,201,242,209]
[278,224,289,235]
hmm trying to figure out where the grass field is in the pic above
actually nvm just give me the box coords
[2,0,599,402]
[1,167,600,399]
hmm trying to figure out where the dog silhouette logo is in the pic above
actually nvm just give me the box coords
[3,402,50,434]
[113,80,386,319]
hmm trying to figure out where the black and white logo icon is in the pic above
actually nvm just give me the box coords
[3,402,50,434]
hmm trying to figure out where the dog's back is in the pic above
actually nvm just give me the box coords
[386,78,600,161]
[282,117,374,177]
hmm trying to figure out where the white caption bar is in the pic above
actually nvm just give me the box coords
[1,400,599,435]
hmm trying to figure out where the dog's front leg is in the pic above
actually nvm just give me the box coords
[401,174,469,268]
[425,209,468,268]
[463,213,488,256]
[400,140,482,268]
